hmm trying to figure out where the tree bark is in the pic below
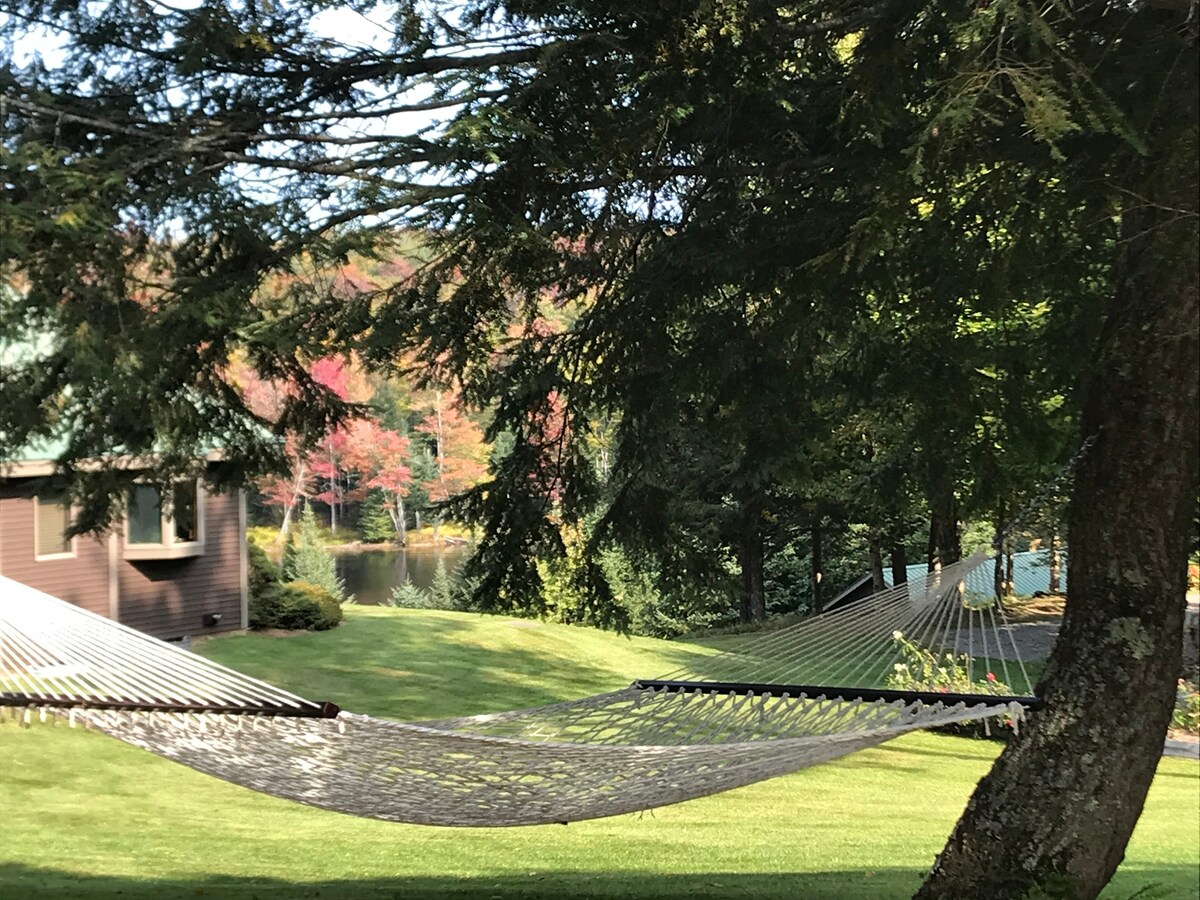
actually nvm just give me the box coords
[918,36,1199,897]
[392,494,408,546]
[869,536,887,592]
[811,523,824,614]
[927,473,961,571]
[890,544,909,586]
[738,501,766,624]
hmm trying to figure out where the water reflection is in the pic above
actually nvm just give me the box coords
[335,545,471,605]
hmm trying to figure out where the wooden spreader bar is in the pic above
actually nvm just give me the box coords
[0,692,341,718]
[632,680,1043,711]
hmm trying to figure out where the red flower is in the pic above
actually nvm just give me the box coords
[986,672,997,682]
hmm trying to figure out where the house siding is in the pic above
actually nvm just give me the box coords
[0,487,110,617]
[1,478,244,640]
[116,489,244,639]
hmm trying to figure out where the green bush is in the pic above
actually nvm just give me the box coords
[247,540,282,599]
[886,631,1011,695]
[249,579,343,631]
[1174,679,1200,734]
[387,579,434,609]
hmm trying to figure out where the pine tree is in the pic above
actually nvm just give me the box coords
[429,557,457,610]
[358,489,395,544]
[386,579,431,609]
[282,504,350,601]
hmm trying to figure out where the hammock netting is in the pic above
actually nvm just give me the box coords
[1,550,1038,826]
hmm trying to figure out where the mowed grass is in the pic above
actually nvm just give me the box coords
[1,606,1197,900]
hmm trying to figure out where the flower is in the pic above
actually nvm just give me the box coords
[986,672,997,683]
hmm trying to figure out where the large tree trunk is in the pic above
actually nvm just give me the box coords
[868,536,887,593]
[926,470,961,571]
[890,544,909,586]
[737,502,766,624]
[811,523,824,614]
[398,496,408,546]
[918,44,1199,898]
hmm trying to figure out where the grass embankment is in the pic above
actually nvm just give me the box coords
[2,607,1197,899]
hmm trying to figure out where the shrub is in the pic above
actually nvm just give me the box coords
[249,580,343,631]
[247,540,282,600]
[1174,679,1200,734]
[387,579,434,609]
[386,570,466,611]
[887,631,1011,696]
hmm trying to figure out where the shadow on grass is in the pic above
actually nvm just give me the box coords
[0,864,913,899]
[198,610,711,721]
[3,864,1197,900]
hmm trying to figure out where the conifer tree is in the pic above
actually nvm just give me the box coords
[428,557,457,611]
[357,489,395,544]
[282,504,350,602]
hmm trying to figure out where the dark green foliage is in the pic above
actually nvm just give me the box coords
[763,547,812,619]
[247,540,282,601]
[358,490,395,544]
[405,451,438,530]
[2,2,1196,892]
[249,580,343,631]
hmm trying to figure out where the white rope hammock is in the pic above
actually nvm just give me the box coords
[0,551,1038,827]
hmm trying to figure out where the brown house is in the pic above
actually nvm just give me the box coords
[0,455,248,640]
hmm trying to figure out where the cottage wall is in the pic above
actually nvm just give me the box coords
[0,485,111,617]
[116,489,245,638]
[0,479,246,640]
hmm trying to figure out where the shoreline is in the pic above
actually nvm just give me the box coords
[253,536,472,556]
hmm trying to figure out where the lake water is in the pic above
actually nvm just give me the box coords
[335,545,471,605]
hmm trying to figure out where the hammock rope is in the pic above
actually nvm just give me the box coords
[1,549,1038,827]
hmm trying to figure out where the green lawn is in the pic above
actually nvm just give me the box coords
[2,606,1197,899]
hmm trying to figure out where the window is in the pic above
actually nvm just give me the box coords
[124,481,205,560]
[35,494,74,559]
[127,484,163,545]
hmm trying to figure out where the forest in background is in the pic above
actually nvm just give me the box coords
[2,2,1195,893]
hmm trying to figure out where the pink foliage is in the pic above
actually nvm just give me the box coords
[341,419,413,498]
[415,398,488,504]
[310,357,351,400]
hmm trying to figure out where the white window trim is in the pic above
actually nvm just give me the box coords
[123,480,206,561]
[33,494,77,561]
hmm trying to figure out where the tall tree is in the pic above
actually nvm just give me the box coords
[1,3,1195,896]
[914,4,1200,894]
[341,417,414,544]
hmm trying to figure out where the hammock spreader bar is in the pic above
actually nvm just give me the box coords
[0,691,341,719]
[633,680,1044,710]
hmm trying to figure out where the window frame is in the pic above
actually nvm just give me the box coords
[33,493,77,561]
[122,479,206,560]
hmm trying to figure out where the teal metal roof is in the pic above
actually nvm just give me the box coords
[884,550,1067,596]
